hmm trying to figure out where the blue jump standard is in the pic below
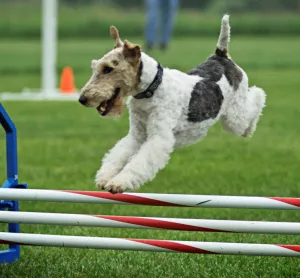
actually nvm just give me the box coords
[0,104,27,264]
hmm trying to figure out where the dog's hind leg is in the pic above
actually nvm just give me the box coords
[241,86,266,137]
[215,15,266,137]
[221,85,266,137]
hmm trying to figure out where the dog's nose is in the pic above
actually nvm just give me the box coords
[78,95,87,105]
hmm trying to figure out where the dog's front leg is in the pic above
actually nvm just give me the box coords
[105,113,176,193]
[95,134,142,189]
[96,112,146,189]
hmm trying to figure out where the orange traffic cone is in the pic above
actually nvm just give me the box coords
[59,66,76,94]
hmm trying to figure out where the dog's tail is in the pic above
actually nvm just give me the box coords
[216,14,230,58]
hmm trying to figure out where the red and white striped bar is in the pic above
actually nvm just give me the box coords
[1,211,300,235]
[0,188,300,209]
[0,232,299,257]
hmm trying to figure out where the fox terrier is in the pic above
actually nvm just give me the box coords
[79,15,266,194]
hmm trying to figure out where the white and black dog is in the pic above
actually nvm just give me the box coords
[79,15,266,193]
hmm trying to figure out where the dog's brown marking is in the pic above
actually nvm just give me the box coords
[112,60,119,66]
[79,27,143,118]
[123,40,141,65]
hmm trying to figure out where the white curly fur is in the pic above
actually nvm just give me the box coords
[93,15,266,193]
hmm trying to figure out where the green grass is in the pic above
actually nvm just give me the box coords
[1,36,300,277]
[1,2,300,39]
[1,36,300,92]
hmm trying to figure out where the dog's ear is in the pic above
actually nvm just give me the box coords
[123,40,141,64]
[91,59,97,70]
[110,26,123,48]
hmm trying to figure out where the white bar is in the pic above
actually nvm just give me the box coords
[42,0,57,94]
[0,211,300,235]
[0,189,126,205]
[0,189,299,210]
[0,233,299,257]
[0,92,79,101]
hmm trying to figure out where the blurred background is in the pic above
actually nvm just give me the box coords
[0,0,300,93]
[1,1,300,277]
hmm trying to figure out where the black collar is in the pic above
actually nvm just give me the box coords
[134,63,163,99]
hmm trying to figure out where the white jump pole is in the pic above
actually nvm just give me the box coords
[0,233,299,257]
[0,211,300,235]
[42,0,57,96]
[0,189,299,210]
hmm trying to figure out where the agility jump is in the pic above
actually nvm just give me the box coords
[0,103,299,264]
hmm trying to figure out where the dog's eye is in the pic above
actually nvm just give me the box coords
[103,66,113,74]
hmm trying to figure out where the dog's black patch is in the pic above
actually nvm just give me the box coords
[188,58,223,83]
[186,54,242,123]
[211,55,243,90]
[137,60,143,84]
[187,80,224,123]
[215,48,228,57]
[188,54,243,90]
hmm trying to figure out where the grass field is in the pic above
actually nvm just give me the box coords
[1,2,300,39]
[1,36,300,277]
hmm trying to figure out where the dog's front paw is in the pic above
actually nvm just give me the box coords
[95,169,112,190]
[104,178,135,194]
[95,178,108,190]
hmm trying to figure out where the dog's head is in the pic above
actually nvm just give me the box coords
[79,26,142,117]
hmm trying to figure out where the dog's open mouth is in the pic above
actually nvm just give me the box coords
[96,88,120,116]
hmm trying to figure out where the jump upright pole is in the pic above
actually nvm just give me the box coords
[0,104,27,264]
[0,188,300,210]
